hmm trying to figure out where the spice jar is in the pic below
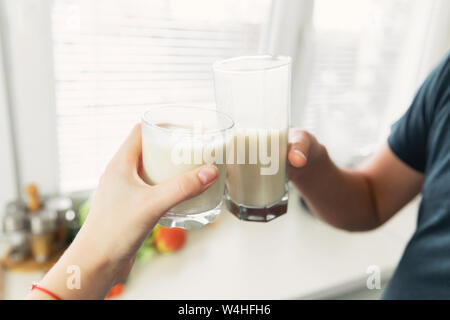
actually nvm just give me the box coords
[2,201,30,263]
[64,209,80,243]
[44,197,73,249]
[30,209,56,263]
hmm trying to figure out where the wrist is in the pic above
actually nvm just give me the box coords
[36,224,115,299]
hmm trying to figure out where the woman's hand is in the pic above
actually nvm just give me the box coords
[27,124,219,300]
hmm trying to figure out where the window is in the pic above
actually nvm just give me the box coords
[302,0,435,166]
[4,0,440,194]
[51,0,272,192]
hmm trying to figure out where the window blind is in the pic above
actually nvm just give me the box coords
[51,0,272,192]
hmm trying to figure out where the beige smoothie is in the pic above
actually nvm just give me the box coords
[226,128,288,207]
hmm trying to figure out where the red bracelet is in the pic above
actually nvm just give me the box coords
[31,283,63,300]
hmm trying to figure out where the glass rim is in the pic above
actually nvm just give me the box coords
[141,104,235,135]
[212,55,291,73]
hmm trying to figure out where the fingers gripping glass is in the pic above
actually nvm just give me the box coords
[141,105,234,230]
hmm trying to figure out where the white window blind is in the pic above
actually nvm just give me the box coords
[51,0,272,192]
[303,0,429,166]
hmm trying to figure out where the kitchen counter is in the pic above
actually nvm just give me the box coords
[121,188,418,299]
[2,188,418,300]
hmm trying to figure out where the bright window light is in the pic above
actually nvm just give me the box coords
[51,0,272,192]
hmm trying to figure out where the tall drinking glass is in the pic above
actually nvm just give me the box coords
[141,105,234,230]
[213,55,291,222]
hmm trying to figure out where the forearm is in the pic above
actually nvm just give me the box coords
[290,146,380,231]
[26,223,116,300]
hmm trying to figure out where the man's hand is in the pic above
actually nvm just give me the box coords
[287,127,424,231]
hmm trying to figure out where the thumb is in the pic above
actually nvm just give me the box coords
[288,128,312,168]
[151,164,219,213]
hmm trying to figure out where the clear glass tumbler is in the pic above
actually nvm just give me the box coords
[213,55,291,222]
[141,105,234,229]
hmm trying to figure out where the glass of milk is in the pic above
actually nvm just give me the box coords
[213,55,291,222]
[141,105,234,230]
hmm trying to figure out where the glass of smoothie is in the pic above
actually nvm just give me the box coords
[213,55,291,222]
[141,105,234,230]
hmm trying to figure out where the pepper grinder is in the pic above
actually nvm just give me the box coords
[24,184,56,263]
[24,184,41,212]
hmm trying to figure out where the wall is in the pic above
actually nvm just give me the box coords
[0,31,17,210]
[0,0,58,198]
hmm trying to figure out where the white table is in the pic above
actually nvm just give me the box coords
[120,189,418,299]
[3,188,418,300]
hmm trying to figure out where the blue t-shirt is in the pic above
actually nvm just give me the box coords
[383,52,450,299]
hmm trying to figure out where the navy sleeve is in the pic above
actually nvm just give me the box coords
[388,54,450,173]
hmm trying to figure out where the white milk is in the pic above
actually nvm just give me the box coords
[142,124,229,214]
